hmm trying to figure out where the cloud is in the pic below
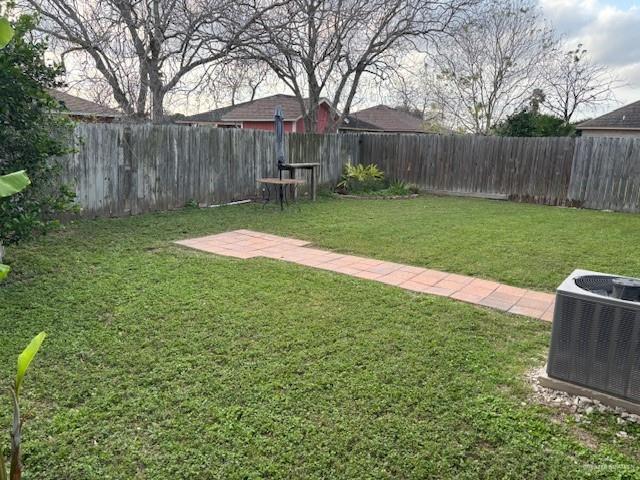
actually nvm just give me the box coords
[540,0,640,107]
[586,6,640,66]
[539,0,600,38]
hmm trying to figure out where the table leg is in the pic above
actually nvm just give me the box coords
[289,169,297,200]
[278,184,284,211]
[311,167,317,201]
[261,184,271,208]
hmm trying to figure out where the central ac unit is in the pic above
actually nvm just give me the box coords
[547,269,640,403]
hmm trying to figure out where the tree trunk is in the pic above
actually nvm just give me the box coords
[151,89,164,122]
[304,104,317,133]
[301,70,323,133]
[147,64,164,122]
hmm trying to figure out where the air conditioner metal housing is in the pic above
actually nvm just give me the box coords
[547,269,640,403]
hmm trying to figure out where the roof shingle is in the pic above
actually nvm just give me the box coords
[47,89,121,118]
[182,98,255,123]
[577,100,640,130]
[183,94,329,123]
[339,114,383,132]
[346,105,425,133]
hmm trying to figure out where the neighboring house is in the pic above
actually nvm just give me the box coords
[180,94,334,133]
[339,105,426,133]
[577,100,640,138]
[47,89,122,122]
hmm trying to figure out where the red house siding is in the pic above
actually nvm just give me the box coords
[242,120,296,132]
[226,103,333,133]
[295,103,332,133]
[317,103,331,132]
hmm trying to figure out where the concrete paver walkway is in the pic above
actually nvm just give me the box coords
[175,230,555,321]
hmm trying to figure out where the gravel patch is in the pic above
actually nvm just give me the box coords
[526,366,640,435]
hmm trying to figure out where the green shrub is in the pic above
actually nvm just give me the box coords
[0,14,75,246]
[385,180,411,196]
[493,109,576,137]
[337,168,420,196]
[361,180,420,197]
[336,163,385,193]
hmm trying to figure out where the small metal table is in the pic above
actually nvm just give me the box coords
[257,178,305,210]
[279,163,321,201]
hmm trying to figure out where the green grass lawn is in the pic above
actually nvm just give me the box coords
[2,196,640,479]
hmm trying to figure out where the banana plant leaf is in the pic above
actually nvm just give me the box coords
[15,332,46,395]
[0,171,30,198]
[0,264,9,282]
[0,17,13,49]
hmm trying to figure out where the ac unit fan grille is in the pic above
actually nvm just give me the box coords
[574,275,614,295]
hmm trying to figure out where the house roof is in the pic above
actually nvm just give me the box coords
[577,100,640,130]
[47,89,122,118]
[181,99,254,123]
[344,105,425,133]
[339,114,383,132]
[183,94,332,123]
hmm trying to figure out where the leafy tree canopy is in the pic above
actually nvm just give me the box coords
[494,109,576,137]
[0,14,75,245]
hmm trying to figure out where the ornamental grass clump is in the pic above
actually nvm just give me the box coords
[337,164,419,197]
[336,163,385,193]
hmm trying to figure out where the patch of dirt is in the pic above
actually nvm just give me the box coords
[144,246,166,253]
[572,425,600,450]
[99,311,115,325]
[335,193,420,200]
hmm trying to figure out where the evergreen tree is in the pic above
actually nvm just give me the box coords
[0,14,75,245]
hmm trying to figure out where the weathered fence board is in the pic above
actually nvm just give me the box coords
[568,137,640,212]
[357,134,577,206]
[60,124,640,217]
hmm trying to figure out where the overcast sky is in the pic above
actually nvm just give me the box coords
[539,0,640,115]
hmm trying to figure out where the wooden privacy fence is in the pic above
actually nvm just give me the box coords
[64,124,272,216]
[568,137,640,212]
[358,134,640,212]
[62,124,356,216]
[359,134,576,205]
[60,124,640,217]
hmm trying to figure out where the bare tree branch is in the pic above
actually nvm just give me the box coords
[25,0,283,121]
[426,0,557,134]
[543,44,619,124]
[242,0,471,132]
